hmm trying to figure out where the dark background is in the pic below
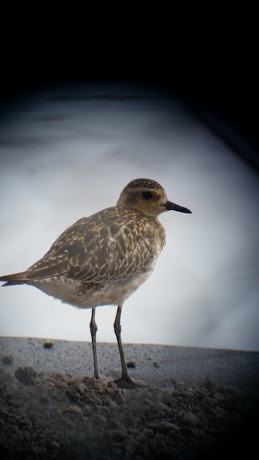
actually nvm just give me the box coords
[1,13,258,171]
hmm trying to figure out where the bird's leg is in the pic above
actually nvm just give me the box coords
[114,304,132,382]
[90,308,99,379]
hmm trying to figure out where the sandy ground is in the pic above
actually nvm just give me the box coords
[0,337,259,459]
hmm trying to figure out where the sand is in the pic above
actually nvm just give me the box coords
[0,337,259,459]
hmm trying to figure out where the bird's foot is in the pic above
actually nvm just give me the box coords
[114,375,144,389]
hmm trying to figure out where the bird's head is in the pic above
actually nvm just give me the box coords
[117,178,192,218]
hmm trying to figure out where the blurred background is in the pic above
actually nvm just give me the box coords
[0,14,258,350]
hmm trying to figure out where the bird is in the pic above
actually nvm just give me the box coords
[0,178,191,383]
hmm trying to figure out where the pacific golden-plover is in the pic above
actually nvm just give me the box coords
[0,178,191,383]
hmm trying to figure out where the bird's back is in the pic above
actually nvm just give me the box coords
[0,206,165,308]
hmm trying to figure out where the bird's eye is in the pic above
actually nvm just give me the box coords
[142,191,153,199]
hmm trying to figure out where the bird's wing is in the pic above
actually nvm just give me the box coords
[25,208,163,283]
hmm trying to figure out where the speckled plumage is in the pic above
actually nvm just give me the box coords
[0,178,191,382]
[19,207,166,308]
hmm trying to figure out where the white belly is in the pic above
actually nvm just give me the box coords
[31,268,154,308]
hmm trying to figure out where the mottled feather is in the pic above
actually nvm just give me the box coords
[25,207,165,283]
[0,178,190,309]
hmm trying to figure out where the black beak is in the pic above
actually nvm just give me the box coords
[164,200,192,214]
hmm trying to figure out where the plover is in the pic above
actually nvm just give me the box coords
[0,178,191,382]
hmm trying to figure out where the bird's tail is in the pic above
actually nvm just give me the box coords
[0,272,28,287]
